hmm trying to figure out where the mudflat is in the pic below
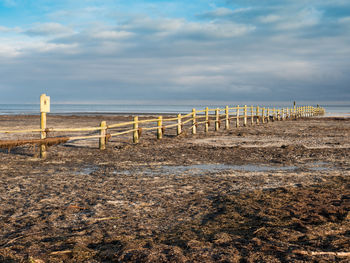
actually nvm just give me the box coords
[0,115,349,262]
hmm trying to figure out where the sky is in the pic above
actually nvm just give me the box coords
[0,0,349,104]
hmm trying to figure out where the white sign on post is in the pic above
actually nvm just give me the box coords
[40,94,50,113]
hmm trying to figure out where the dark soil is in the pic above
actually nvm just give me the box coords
[0,116,349,262]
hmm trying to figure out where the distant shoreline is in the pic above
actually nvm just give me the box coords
[1,112,350,118]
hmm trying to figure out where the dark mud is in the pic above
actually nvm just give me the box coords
[0,116,350,262]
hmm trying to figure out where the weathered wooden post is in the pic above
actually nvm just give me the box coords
[293,101,296,119]
[205,107,209,132]
[157,116,163,139]
[262,108,265,124]
[267,108,270,123]
[192,108,196,134]
[244,105,247,126]
[256,106,259,124]
[177,114,182,135]
[40,94,50,158]
[225,106,230,130]
[278,109,281,121]
[273,108,276,121]
[284,108,287,119]
[99,121,107,150]
[215,108,220,131]
[251,105,254,125]
[281,108,285,120]
[133,116,139,143]
[236,105,240,127]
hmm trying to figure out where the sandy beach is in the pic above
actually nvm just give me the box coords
[0,115,349,262]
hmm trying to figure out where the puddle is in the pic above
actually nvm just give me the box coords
[80,163,332,176]
[162,164,298,173]
[75,166,98,175]
[115,163,301,176]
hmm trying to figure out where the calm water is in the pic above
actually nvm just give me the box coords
[0,103,349,116]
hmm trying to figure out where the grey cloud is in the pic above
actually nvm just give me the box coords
[0,2,349,103]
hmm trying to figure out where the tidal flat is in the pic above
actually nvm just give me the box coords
[0,116,349,262]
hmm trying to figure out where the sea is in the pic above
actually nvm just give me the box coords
[0,103,349,117]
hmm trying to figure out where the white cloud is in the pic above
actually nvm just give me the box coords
[0,26,10,32]
[207,7,235,17]
[119,17,255,39]
[25,22,74,37]
[259,15,281,23]
[276,8,323,30]
[0,43,20,57]
[93,30,134,40]
[339,16,350,24]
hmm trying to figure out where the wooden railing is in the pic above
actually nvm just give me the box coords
[0,103,325,158]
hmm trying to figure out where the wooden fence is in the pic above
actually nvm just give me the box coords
[0,95,325,158]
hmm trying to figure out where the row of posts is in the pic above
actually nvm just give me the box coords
[98,105,324,150]
[39,94,323,157]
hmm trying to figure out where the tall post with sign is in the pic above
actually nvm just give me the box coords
[40,94,50,158]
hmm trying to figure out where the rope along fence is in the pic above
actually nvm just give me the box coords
[0,94,325,158]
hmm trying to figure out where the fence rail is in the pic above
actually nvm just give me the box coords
[0,100,325,158]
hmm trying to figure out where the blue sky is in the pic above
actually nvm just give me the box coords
[0,0,349,103]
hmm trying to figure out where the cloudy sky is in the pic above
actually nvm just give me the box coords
[0,0,349,104]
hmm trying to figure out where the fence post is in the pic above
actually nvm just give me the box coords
[262,108,265,124]
[177,114,182,135]
[192,108,197,134]
[40,94,50,158]
[285,108,288,120]
[277,109,281,121]
[267,108,270,123]
[215,108,220,131]
[225,106,230,130]
[236,105,240,127]
[251,105,254,125]
[99,121,107,150]
[157,116,162,139]
[40,111,47,158]
[133,116,139,143]
[244,105,247,126]
[256,106,259,124]
[205,107,209,132]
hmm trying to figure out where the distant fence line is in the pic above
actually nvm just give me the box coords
[0,94,325,158]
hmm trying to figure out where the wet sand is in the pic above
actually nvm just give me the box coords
[0,115,349,262]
